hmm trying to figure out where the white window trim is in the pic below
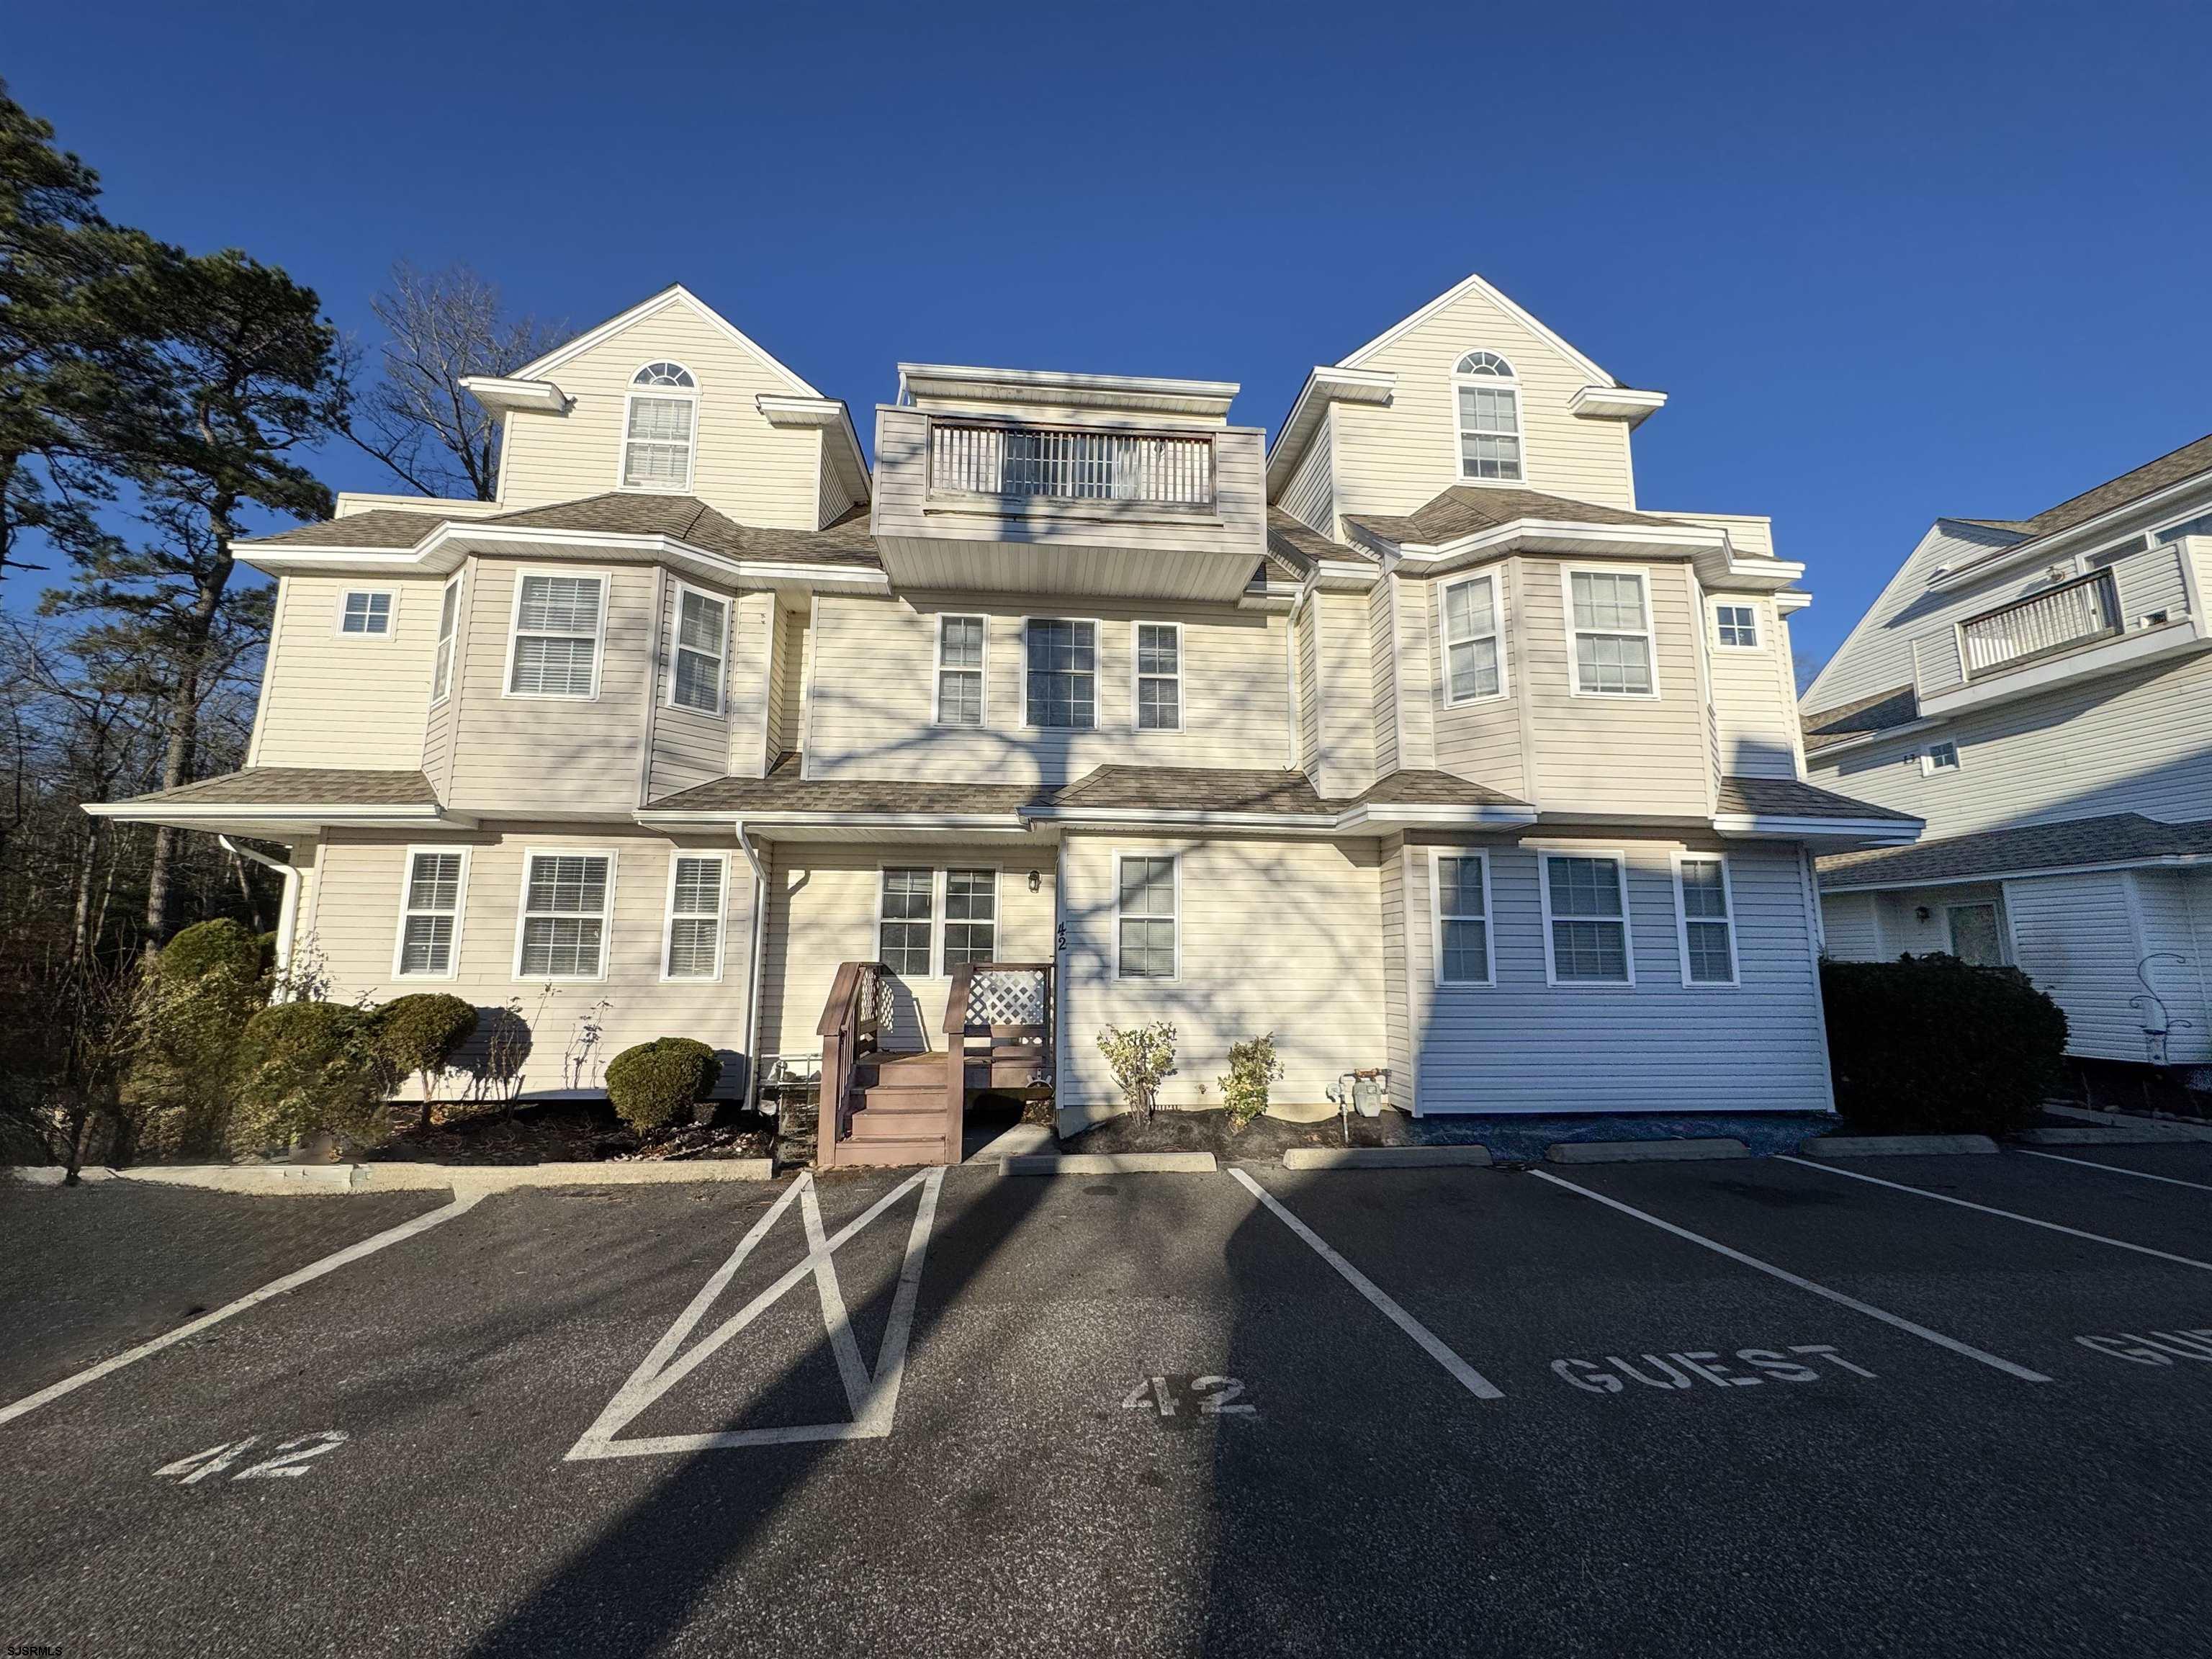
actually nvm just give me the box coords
[1537,847,1637,987]
[500,567,611,702]
[1450,349,1526,487]
[335,586,399,641]
[660,849,729,983]
[1919,740,1962,776]
[1711,599,1763,652]
[1112,849,1181,982]
[390,844,469,981]
[1562,565,1661,701]
[510,846,620,983]
[430,570,464,706]
[938,863,1003,977]
[932,613,989,729]
[1428,848,1495,986]
[663,579,731,717]
[1439,571,1509,706]
[616,361,698,494]
[1131,620,1184,733]
[1669,851,1739,989]
[1020,616,1100,731]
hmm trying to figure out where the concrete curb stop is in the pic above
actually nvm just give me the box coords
[1005,1152,1217,1175]
[1798,1134,2000,1158]
[8,1159,777,1194]
[1282,1146,1493,1170]
[1543,1138,1749,1164]
[2015,1125,2212,1148]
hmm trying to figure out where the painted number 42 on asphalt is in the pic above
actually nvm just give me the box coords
[1122,1375,1255,1420]
[154,1431,349,1485]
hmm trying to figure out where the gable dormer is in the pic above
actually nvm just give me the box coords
[1268,273,1666,538]
[462,285,868,532]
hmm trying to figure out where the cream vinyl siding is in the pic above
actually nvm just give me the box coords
[444,560,653,816]
[1378,832,1415,1109]
[1519,558,1710,818]
[1402,836,1830,1115]
[2001,871,2154,1062]
[755,842,1056,1060]
[803,593,1287,786]
[716,590,775,781]
[1280,407,1336,537]
[1331,283,1635,522]
[1370,577,1399,775]
[1421,563,1528,800]
[1815,652,2212,842]
[765,605,807,762]
[1707,593,1801,779]
[817,432,860,527]
[647,574,730,801]
[1818,890,1881,960]
[301,825,758,1097]
[496,302,820,529]
[1310,591,1378,797]
[249,575,441,771]
[1295,601,1321,771]
[1056,834,1386,1107]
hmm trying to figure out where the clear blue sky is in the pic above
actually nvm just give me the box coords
[12,1,2210,675]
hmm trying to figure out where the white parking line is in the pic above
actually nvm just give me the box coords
[1778,1156,2212,1272]
[1228,1168,1503,1401]
[0,1192,486,1431]
[1529,1171,2051,1383]
[2018,1148,2212,1195]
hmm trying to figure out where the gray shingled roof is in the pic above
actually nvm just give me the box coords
[1820,812,2212,889]
[114,768,440,807]
[1348,770,1530,809]
[647,755,1046,816]
[246,493,883,568]
[1048,766,1331,814]
[1800,683,1922,753]
[1346,486,1681,547]
[1264,506,1372,579]
[1717,775,1917,822]
[2013,433,2212,539]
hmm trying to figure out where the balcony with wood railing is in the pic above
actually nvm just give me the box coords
[927,421,1216,511]
[1959,569,2122,679]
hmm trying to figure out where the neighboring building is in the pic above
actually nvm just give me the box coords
[94,275,1910,1164]
[1801,435,2212,1068]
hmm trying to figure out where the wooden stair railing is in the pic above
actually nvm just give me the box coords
[943,961,1056,1154]
[815,961,885,1164]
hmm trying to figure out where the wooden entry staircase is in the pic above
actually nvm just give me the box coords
[815,961,1054,1169]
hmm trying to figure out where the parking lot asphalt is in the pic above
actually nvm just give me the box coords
[3,1145,2210,1658]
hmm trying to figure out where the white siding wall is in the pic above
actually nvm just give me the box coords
[302,825,758,1097]
[1058,834,1387,1107]
[804,593,1289,787]
[1820,891,1881,961]
[1280,408,1336,538]
[1314,591,1378,797]
[250,575,442,771]
[1403,836,1832,1115]
[2002,871,2148,1062]
[2130,870,2212,1064]
[1707,592,1802,779]
[1424,562,1529,800]
[1378,832,1415,1110]
[1295,601,1321,771]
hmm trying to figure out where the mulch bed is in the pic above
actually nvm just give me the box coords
[364,1098,775,1166]
[1062,1106,1491,1160]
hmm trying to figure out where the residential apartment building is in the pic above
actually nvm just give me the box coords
[96,275,1912,1164]
[1801,436,2212,1069]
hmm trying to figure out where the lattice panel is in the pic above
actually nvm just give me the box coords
[971,970,1046,1028]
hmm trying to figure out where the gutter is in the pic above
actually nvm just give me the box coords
[735,822,770,1115]
[218,835,302,986]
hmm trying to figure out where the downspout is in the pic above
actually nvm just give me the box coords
[220,835,300,993]
[736,820,770,1113]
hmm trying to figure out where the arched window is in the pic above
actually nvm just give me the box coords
[622,361,698,490]
[1452,350,1523,482]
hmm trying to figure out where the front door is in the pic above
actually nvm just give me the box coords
[1946,902,2004,967]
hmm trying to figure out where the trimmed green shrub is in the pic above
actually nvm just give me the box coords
[127,919,269,1158]
[606,1038,721,1132]
[1821,955,2068,1136]
[229,1002,394,1154]
[1096,1022,1177,1123]
[372,994,480,1130]
[1219,1033,1285,1130]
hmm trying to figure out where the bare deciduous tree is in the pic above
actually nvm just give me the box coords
[348,261,565,501]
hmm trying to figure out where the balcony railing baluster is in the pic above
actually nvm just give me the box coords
[927,419,1215,509]
[1959,570,2123,678]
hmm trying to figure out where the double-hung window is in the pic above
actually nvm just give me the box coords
[621,361,696,490]
[1453,350,1524,482]
[1116,855,1178,980]
[1920,741,1961,775]
[878,868,935,976]
[942,870,998,971]
[431,573,463,703]
[507,572,604,698]
[1025,619,1096,729]
[1432,852,1492,985]
[1543,852,1633,984]
[1713,602,1760,649]
[1441,574,1503,702]
[668,585,728,714]
[663,854,726,980]
[1673,854,1737,986]
[394,848,467,978]
[516,853,613,980]
[1134,623,1182,730]
[1566,570,1655,697]
[339,589,394,637]
[936,615,986,727]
